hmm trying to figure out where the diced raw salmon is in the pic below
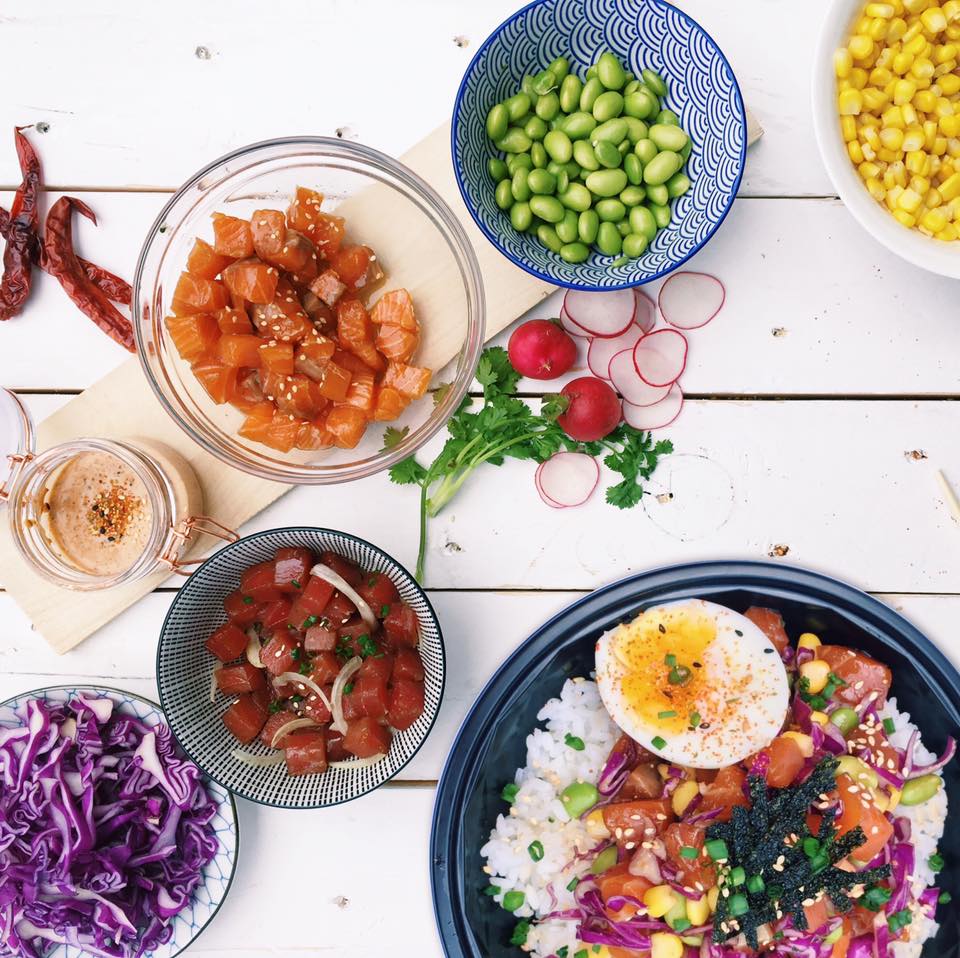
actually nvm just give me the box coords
[309,269,347,307]
[216,307,254,335]
[330,245,377,288]
[251,209,287,259]
[295,418,334,450]
[171,272,231,315]
[372,386,408,422]
[192,359,239,404]
[166,313,219,362]
[260,341,295,376]
[336,299,384,372]
[374,323,418,363]
[343,365,375,415]
[212,212,254,258]
[294,338,337,380]
[382,361,431,399]
[324,405,368,449]
[217,334,263,368]
[251,278,313,343]
[371,289,417,330]
[187,237,233,280]
[312,360,352,402]
[222,258,279,305]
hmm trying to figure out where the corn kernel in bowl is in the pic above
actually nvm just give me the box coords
[835,0,960,240]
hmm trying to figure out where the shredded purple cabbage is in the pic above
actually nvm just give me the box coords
[0,697,219,958]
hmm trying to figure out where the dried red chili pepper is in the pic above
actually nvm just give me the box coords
[0,128,42,321]
[41,197,135,351]
[1,204,131,305]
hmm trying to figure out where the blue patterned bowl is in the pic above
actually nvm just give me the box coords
[0,685,238,958]
[452,0,746,289]
[157,527,445,809]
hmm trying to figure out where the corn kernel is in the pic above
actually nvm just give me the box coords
[841,88,866,115]
[810,710,831,725]
[921,207,950,229]
[949,22,960,38]
[906,148,929,172]
[902,102,920,125]
[887,183,906,205]
[903,125,926,149]
[707,887,720,913]
[851,33,877,59]
[799,659,831,693]
[867,1,897,13]
[872,66,895,85]
[914,88,938,110]
[671,780,700,817]
[889,16,910,40]
[888,787,903,811]
[946,0,960,18]
[644,886,680,919]
[797,632,821,651]
[864,86,890,110]
[939,73,960,94]
[585,808,610,840]
[934,134,949,153]
[911,56,936,79]
[891,159,909,183]
[905,32,928,55]
[899,186,925,209]
[904,0,931,12]
[851,66,870,88]
[842,115,859,141]
[835,47,854,78]
[894,77,918,102]
[948,137,960,156]
[687,895,710,926]
[867,176,888,199]
[880,125,906,148]
[651,933,684,958]
[893,50,915,73]
[941,114,960,136]
[921,6,949,30]
[937,222,959,238]
[849,140,866,163]
[910,174,932,192]
[782,731,816,758]
[894,208,918,225]
[940,170,960,197]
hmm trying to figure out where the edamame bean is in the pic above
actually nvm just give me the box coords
[617,139,631,157]
[573,140,600,172]
[680,139,693,161]
[657,108,680,126]
[643,150,683,186]
[511,168,531,202]
[536,92,560,121]
[624,78,641,96]
[829,707,859,737]
[528,168,557,194]
[616,219,632,237]
[592,845,618,874]
[596,221,622,255]
[502,890,525,912]
[624,90,656,119]
[544,130,573,163]
[486,103,509,141]
[556,210,579,243]
[649,123,689,153]
[561,111,597,140]
[559,74,583,113]
[629,205,657,241]
[507,152,533,174]
[585,168,628,197]
[595,198,626,222]
[592,90,625,123]
[592,118,628,145]
[495,179,513,211]
[623,232,649,257]
[532,69,558,96]
[548,56,570,80]
[524,115,548,141]
[564,160,581,177]
[537,224,563,253]
[667,172,691,199]
[488,157,508,182]
[559,241,590,263]
[597,51,627,90]
[578,209,599,244]
[593,139,622,169]
[900,774,942,806]
[510,201,533,232]
[579,76,604,112]
[646,183,669,206]
[624,153,643,185]
[555,169,570,193]
[634,138,658,164]
[521,74,536,97]
[559,182,592,211]
[619,185,646,206]
[642,68,668,97]
[652,203,672,228]
[585,64,598,80]
[497,129,532,153]
[623,117,648,144]
[529,194,565,223]
[531,142,548,169]
[506,93,532,121]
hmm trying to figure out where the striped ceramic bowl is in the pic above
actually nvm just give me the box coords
[452,0,747,289]
[156,528,444,809]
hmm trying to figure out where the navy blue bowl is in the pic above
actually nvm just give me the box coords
[430,561,960,957]
[451,0,747,290]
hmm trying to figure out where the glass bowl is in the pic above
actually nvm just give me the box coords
[133,137,485,484]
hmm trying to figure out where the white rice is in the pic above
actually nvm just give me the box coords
[881,698,949,958]
[481,677,618,958]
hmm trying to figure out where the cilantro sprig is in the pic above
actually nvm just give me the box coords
[387,347,672,580]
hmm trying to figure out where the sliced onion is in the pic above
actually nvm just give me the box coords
[628,847,662,883]
[209,669,219,704]
[609,349,671,406]
[273,672,333,713]
[908,734,955,776]
[658,271,725,330]
[537,452,599,508]
[621,384,683,431]
[329,754,388,769]
[559,305,590,339]
[310,563,377,630]
[632,329,688,387]
[269,717,317,749]
[331,656,363,734]
[563,289,636,338]
[587,324,645,381]
[245,628,263,669]
[230,749,286,767]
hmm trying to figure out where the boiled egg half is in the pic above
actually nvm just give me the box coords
[595,599,789,768]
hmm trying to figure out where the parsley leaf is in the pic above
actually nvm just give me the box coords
[389,456,428,486]
[382,425,410,451]
[476,346,520,398]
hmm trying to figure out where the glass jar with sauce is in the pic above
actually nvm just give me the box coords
[0,388,236,591]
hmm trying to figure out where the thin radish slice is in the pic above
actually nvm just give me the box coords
[535,461,567,509]
[632,329,688,387]
[588,324,645,380]
[634,289,657,334]
[563,289,635,338]
[558,305,590,339]
[537,452,600,507]
[622,383,684,430]
[609,349,672,406]
[658,272,725,330]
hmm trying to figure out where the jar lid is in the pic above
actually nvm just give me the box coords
[0,388,35,500]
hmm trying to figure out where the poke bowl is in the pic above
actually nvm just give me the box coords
[451,0,747,291]
[0,684,238,958]
[431,561,960,958]
[156,527,444,809]
[134,136,485,485]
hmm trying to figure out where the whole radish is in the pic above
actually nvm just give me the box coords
[508,319,578,380]
[552,376,622,442]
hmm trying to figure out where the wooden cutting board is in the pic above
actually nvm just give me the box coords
[0,114,763,655]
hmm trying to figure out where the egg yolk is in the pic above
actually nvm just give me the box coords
[612,606,716,736]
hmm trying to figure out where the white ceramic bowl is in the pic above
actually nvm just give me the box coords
[812,0,960,277]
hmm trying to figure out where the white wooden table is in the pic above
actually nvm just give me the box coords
[2,2,959,955]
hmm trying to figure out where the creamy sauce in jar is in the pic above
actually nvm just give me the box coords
[41,451,153,577]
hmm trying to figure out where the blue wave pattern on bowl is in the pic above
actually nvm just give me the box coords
[0,685,238,958]
[452,0,747,289]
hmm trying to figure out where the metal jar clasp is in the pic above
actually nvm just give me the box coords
[0,452,34,503]
[159,515,238,575]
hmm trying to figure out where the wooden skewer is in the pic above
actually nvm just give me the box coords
[936,469,960,523]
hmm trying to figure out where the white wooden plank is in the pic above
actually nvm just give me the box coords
[5,394,959,594]
[0,0,828,197]
[3,192,960,395]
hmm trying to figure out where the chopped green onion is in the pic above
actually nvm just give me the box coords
[343,682,354,695]
[268,700,282,714]
[291,579,301,589]
[746,874,765,895]
[302,615,319,629]
[730,866,746,886]
[483,885,500,897]
[803,837,821,858]
[862,885,893,911]
[705,839,729,861]
[574,950,588,958]
[556,949,569,958]
[380,604,391,617]
[502,890,525,913]
[658,710,677,719]
[679,846,699,859]
[883,717,896,735]
[940,892,952,904]
[668,665,692,685]
[689,711,701,728]
[928,853,944,873]
[671,918,692,932]
[509,920,531,945]
[242,595,254,605]
[566,878,579,892]
[887,908,912,933]
[564,733,585,751]
[298,660,311,675]
[728,893,749,917]
[528,840,545,862]
[502,783,519,803]
[651,735,667,750]
[664,653,677,666]
[290,647,301,660]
